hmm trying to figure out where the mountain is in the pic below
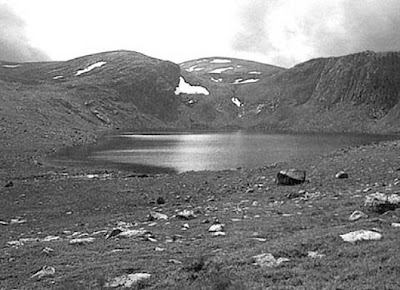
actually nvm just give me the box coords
[0,50,183,153]
[1,49,400,154]
[180,51,400,133]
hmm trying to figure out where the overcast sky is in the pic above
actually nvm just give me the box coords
[1,0,400,67]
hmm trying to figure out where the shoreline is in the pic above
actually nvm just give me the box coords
[1,128,400,289]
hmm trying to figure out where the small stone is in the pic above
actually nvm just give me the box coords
[168,259,183,264]
[42,247,54,255]
[41,235,60,242]
[307,251,325,259]
[30,266,55,280]
[69,237,95,245]
[391,222,400,228]
[335,171,349,179]
[105,228,123,239]
[156,196,166,204]
[148,211,168,221]
[349,210,368,221]
[252,238,267,242]
[212,231,226,236]
[177,209,196,220]
[340,230,382,243]
[246,188,254,194]
[155,247,165,252]
[208,224,224,232]
[105,273,151,288]
[10,217,27,224]
[0,220,8,226]
[118,229,147,239]
[5,181,13,187]
[252,253,290,267]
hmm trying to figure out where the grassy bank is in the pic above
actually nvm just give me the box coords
[1,133,400,289]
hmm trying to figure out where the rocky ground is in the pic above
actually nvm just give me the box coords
[1,125,400,289]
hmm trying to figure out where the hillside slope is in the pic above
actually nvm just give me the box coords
[180,51,400,133]
[0,51,182,153]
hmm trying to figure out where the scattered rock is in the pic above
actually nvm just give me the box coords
[5,181,13,187]
[252,253,290,267]
[252,237,267,242]
[118,229,148,239]
[10,217,27,224]
[212,231,226,236]
[69,237,95,245]
[208,224,224,232]
[168,259,183,264]
[277,169,306,186]
[335,171,349,179]
[364,192,400,214]
[30,266,55,280]
[41,235,60,242]
[42,247,54,255]
[7,240,24,247]
[349,210,368,221]
[307,251,325,259]
[340,230,382,243]
[106,229,123,239]
[156,196,166,204]
[286,190,306,199]
[177,209,196,220]
[104,273,151,288]
[147,211,168,221]
[181,223,190,231]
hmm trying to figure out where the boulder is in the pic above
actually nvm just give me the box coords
[364,192,400,214]
[277,169,306,185]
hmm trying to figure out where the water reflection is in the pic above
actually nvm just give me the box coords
[89,131,398,173]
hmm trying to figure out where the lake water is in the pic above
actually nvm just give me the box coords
[70,131,398,174]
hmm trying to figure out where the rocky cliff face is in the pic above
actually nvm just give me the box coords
[180,51,400,133]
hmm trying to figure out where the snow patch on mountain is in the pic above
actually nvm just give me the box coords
[231,97,243,107]
[211,77,223,83]
[210,59,231,64]
[185,65,205,72]
[75,61,107,76]
[233,78,260,84]
[3,64,21,68]
[208,67,234,74]
[174,77,209,95]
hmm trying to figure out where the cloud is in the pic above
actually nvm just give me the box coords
[0,3,48,62]
[232,0,400,67]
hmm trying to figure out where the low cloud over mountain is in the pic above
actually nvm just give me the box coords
[232,0,400,67]
[0,4,48,62]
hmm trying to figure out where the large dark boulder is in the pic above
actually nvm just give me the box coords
[277,169,306,186]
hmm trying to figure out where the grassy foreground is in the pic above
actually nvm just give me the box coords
[1,136,400,289]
